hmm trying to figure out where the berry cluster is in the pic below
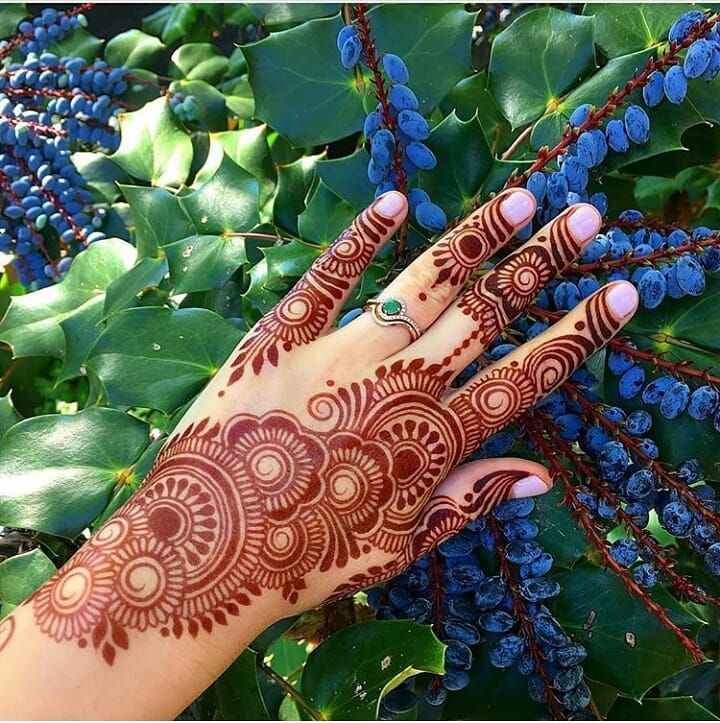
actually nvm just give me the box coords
[169,91,200,124]
[336,9,447,234]
[0,6,131,287]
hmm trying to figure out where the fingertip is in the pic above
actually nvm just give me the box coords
[568,203,602,243]
[499,188,536,226]
[509,473,552,500]
[606,280,639,321]
[374,190,408,220]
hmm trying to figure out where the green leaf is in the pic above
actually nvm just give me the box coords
[105,29,165,69]
[0,394,21,439]
[553,563,703,699]
[143,4,221,44]
[0,5,26,37]
[170,42,229,84]
[71,152,131,204]
[197,130,276,214]
[103,256,169,318]
[181,152,261,235]
[85,307,242,414]
[530,49,654,151]
[111,97,193,187]
[247,3,340,27]
[298,182,355,245]
[57,296,104,382]
[584,3,688,58]
[418,112,493,220]
[274,156,319,236]
[316,150,375,213]
[0,408,148,538]
[120,185,192,257]
[534,485,587,568]
[440,71,514,154]
[0,548,55,611]
[264,240,321,291]
[301,621,445,720]
[213,649,270,720]
[608,695,718,720]
[165,234,248,294]
[0,239,136,359]
[488,7,595,127]
[243,16,361,147]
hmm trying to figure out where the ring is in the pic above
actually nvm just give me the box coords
[363,297,422,341]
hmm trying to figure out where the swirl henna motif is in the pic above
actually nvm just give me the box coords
[227,207,395,385]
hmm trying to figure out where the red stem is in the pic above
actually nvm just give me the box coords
[538,415,720,607]
[526,417,704,663]
[501,13,719,189]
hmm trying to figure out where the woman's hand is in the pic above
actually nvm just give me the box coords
[0,189,638,719]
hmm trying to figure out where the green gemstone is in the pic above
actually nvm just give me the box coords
[381,299,403,316]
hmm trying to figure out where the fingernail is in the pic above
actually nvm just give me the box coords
[374,191,407,218]
[500,190,535,225]
[607,282,639,319]
[568,204,602,241]
[509,474,550,499]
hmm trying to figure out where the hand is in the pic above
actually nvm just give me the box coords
[26,190,638,666]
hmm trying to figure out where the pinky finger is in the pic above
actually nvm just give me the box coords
[404,458,552,563]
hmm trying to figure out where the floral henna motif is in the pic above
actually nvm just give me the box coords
[227,206,395,385]
[428,194,513,290]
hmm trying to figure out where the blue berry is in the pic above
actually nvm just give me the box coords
[479,610,514,633]
[553,281,581,310]
[547,172,569,209]
[684,39,714,78]
[441,668,470,691]
[690,523,717,553]
[405,141,436,170]
[677,458,702,483]
[407,187,430,212]
[568,103,592,128]
[667,229,689,247]
[560,156,588,192]
[397,109,429,140]
[688,386,719,420]
[534,614,571,647]
[642,70,665,106]
[706,542,720,575]
[664,65,688,103]
[371,128,395,168]
[415,201,446,232]
[625,469,656,500]
[551,644,587,668]
[526,171,546,204]
[598,441,629,481]
[626,502,650,527]
[363,111,383,138]
[676,254,706,295]
[669,10,705,42]
[610,539,639,567]
[338,307,363,327]
[659,381,691,419]
[637,268,667,309]
[382,54,409,84]
[336,24,357,51]
[340,35,362,69]
[388,84,418,110]
[606,118,630,152]
[519,578,561,602]
[489,635,525,668]
[661,501,694,537]
[557,413,583,441]
[618,365,646,399]
[632,563,659,588]
[625,410,652,436]
[475,576,506,609]
[624,105,650,144]
[642,375,676,403]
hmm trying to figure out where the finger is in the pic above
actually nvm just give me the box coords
[334,189,536,359]
[402,203,602,374]
[447,281,639,459]
[227,192,406,384]
[404,459,552,562]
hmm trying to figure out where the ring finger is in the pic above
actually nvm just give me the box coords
[333,188,536,359]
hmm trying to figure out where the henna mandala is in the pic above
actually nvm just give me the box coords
[428,195,512,289]
[227,205,395,385]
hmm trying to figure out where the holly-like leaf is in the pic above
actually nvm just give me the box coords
[274,156,320,236]
[247,3,340,27]
[300,621,445,720]
[608,695,718,720]
[85,307,242,414]
[0,408,148,538]
[0,239,136,359]
[534,485,587,568]
[212,649,271,720]
[111,97,193,187]
[298,182,355,245]
[165,234,249,294]
[103,256,169,318]
[553,563,703,699]
[0,4,26,37]
[0,548,56,613]
[170,42,229,84]
[583,3,689,58]
[105,29,165,69]
[488,7,595,127]
[418,112,493,220]
[71,152,131,204]
[316,150,375,213]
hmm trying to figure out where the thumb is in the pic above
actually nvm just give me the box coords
[405,458,553,562]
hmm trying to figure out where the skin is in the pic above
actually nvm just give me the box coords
[0,190,638,720]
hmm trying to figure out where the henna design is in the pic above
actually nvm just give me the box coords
[428,194,513,291]
[451,286,620,457]
[227,204,395,385]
